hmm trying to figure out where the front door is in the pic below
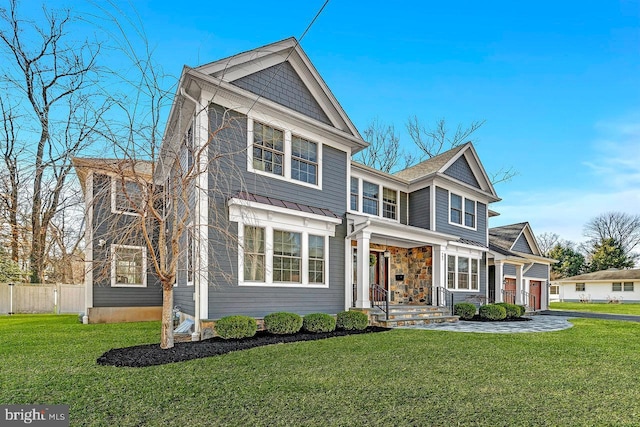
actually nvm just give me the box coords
[369,252,387,302]
[530,281,542,310]
[504,278,516,304]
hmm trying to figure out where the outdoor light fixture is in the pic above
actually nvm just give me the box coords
[383,250,391,258]
[98,239,106,247]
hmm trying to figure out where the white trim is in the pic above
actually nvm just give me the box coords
[195,101,209,321]
[110,244,147,288]
[230,203,337,289]
[448,190,477,231]
[247,116,323,190]
[84,172,94,312]
[445,253,481,292]
[186,222,194,287]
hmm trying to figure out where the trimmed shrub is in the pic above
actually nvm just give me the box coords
[263,312,303,335]
[517,305,527,316]
[336,310,369,330]
[303,313,336,333]
[495,302,521,319]
[454,302,476,320]
[479,304,507,321]
[215,315,257,339]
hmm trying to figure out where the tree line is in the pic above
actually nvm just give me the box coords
[536,211,640,279]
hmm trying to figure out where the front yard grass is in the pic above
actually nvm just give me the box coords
[550,301,640,315]
[1,314,640,426]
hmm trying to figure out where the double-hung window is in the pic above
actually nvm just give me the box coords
[253,122,284,176]
[383,188,397,220]
[291,136,318,184]
[273,230,302,283]
[111,178,145,216]
[447,255,479,291]
[244,226,265,282]
[362,181,379,215]
[350,177,359,211]
[111,245,146,287]
[449,192,476,229]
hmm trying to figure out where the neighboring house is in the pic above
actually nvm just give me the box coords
[75,38,550,332]
[553,269,640,303]
[488,223,555,310]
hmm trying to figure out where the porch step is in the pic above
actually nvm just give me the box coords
[369,305,459,328]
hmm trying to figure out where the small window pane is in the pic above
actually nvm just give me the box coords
[458,257,469,289]
[244,226,265,282]
[350,177,359,211]
[309,235,325,284]
[464,199,475,228]
[383,187,397,219]
[450,194,462,224]
[447,255,456,289]
[362,181,379,215]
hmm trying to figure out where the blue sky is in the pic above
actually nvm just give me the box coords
[53,0,640,244]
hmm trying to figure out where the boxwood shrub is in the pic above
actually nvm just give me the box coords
[263,312,303,335]
[517,305,527,316]
[215,315,257,339]
[495,302,521,319]
[336,310,369,330]
[479,304,507,321]
[454,302,476,320]
[303,313,336,333]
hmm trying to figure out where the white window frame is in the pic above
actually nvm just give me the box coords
[445,254,481,292]
[111,244,147,287]
[348,175,401,223]
[448,191,477,230]
[229,199,340,288]
[247,117,323,190]
[186,222,194,287]
[111,177,146,217]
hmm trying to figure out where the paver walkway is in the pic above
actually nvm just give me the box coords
[400,315,573,333]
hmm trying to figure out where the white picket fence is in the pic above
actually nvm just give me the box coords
[0,283,84,314]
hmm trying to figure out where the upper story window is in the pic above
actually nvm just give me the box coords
[350,177,359,211]
[291,136,318,184]
[362,181,379,215]
[253,122,284,176]
[111,177,145,216]
[248,119,322,188]
[449,192,476,229]
[111,244,146,287]
[383,188,397,220]
[350,177,400,222]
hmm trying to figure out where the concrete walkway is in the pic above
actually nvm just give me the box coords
[400,315,573,333]
[539,310,640,322]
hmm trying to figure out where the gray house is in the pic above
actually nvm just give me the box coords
[76,38,552,332]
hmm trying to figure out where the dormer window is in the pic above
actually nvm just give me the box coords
[449,192,476,229]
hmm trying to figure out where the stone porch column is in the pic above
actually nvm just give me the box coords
[495,261,504,303]
[355,231,371,309]
[515,264,523,305]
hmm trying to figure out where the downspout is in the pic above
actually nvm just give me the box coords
[180,87,205,340]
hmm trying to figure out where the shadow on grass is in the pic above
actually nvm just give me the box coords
[97,326,390,367]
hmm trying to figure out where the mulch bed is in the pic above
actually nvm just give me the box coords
[97,326,390,368]
[464,315,532,322]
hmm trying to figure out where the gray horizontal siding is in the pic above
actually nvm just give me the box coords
[434,187,487,244]
[443,156,480,189]
[91,173,162,308]
[231,61,331,125]
[513,234,533,254]
[205,104,348,318]
[525,263,549,280]
[504,264,516,276]
[408,186,430,230]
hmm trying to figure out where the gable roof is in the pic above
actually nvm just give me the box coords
[490,222,530,253]
[73,157,154,194]
[489,222,555,264]
[556,268,640,282]
[394,142,499,201]
[194,37,362,140]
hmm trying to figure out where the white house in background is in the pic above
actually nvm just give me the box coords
[553,268,640,303]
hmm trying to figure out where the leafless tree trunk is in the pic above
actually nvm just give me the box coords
[0,97,22,263]
[0,0,106,283]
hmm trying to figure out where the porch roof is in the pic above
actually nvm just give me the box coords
[347,213,461,248]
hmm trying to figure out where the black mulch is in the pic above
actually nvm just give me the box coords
[97,326,390,368]
[464,315,532,322]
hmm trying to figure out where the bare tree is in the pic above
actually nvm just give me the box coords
[583,212,640,261]
[0,0,108,282]
[407,116,485,159]
[535,232,560,257]
[354,118,413,173]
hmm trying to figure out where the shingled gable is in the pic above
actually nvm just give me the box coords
[489,222,543,256]
[394,142,499,200]
[193,37,362,140]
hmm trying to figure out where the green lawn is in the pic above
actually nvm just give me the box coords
[550,301,640,315]
[2,315,640,426]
